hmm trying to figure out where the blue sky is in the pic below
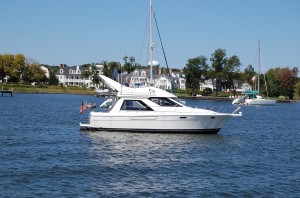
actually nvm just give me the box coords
[1,0,299,73]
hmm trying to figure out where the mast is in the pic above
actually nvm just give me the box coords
[149,0,153,85]
[258,40,261,93]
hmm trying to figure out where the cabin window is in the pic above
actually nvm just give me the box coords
[121,100,153,111]
[149,97,181,107]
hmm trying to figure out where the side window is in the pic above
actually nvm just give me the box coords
[121,100,153,111]
[149,97,181,107]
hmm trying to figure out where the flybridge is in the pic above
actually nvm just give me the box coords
[98,74,176,98]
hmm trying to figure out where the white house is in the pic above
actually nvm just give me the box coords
[154,75,172,90]
[200,79,214,91]
[236,82,252,92]
[55,64,103,88]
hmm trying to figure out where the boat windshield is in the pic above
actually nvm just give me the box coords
[149,97,182,107]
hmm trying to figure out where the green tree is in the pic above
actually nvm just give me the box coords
[48,67,59,85]
[0,54,14,83]
[108,61,121,80]
[183,56,209,95]
[209,49,227,95]
[295,81,300,98]
[223,55,241,90]
[209,49,241,94]
[243,64,256,84]
[123,56,137,74]
[22,58,46,84]
[265,68,281,97]
[11,54,26,82]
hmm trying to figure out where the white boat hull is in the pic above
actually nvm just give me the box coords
[245,98,276,106]
[80,111,236,134]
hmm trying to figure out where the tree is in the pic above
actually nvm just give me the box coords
[12,54,26,82]
[108,61,121,80]
[22,58,46,84]
[295,81,300,98]
[123,56,137,74]
[48,67,59,85]
[183,56,209,95]
[209,49,241,94]
[209,49,227,95]
[277,67,298,99]
[0,54,14,83]
[265,68,281,97]
[243,64,256,84]
[265,67,299,98]
[223,55,241,91]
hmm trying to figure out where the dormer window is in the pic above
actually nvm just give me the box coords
[141,71,146,76]
[60,69,63,74]
[134,71,139,76]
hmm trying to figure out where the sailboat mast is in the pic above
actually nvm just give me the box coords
[258,40,261,93]
[149,0,153,85]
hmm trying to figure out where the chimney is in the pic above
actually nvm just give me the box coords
[169,68,172,76]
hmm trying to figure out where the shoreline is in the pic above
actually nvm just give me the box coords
[8,90,298,103]
[177,96,298,103]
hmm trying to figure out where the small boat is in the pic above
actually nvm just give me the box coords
[233,40,276,106]
[232,95,248,105]
[244,92,276,106]
[80,75,242,134]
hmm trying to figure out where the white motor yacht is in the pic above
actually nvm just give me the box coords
[80,75,242,134]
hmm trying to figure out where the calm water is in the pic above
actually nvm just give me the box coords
[1,94,299,197]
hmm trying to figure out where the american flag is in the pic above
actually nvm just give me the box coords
[251,75,256,82]
[79,101,88,114]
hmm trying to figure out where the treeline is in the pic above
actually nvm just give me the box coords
[1,52,299,99]
[0,54,59,85]
[183,49,299,99]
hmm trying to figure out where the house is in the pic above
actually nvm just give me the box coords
[55,64,103,88]
[124,68,186,91]
[236,82,252,92]
[171,71,186,90]
[154,75,172,90]
[200,79,214,91]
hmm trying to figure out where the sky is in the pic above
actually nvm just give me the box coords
[1,0,300,73]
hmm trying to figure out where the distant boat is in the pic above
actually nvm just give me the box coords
[233,40,276,106]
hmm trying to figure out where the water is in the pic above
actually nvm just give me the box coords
[1,94,299,197]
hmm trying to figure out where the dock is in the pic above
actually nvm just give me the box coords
[1,89,13,97]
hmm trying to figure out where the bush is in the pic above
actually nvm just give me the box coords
[203,88,212,96]
[278,96,286,100]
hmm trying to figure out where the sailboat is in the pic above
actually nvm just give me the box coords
[79,0,242,133]
[244,40,276,106]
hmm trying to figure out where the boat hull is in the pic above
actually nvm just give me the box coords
[80,112,233,134]
[245,98,276,106]
[80,126,221,134]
